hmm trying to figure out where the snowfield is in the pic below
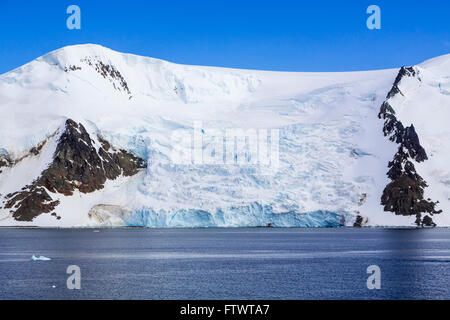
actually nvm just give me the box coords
[0,44,449,227]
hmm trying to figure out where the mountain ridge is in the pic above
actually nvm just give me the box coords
[0,44,449,227]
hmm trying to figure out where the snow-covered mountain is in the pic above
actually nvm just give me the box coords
[0,44,449,227]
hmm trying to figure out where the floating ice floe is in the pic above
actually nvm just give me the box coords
[31,255,51,261]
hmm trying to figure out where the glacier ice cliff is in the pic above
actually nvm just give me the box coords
[122,203,353,228]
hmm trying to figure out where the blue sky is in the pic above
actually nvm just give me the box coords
[0,0,449,73]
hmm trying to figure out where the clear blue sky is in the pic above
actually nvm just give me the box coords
[0,0,449,74]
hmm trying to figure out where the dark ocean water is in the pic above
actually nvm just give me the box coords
[1,228,450,300]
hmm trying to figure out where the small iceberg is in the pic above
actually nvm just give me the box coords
[31,255,51,261]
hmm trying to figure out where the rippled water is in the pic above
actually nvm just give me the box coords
[1,228,450,299]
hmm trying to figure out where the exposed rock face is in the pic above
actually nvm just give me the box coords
[4,187,60,222]
[386,66,417,99]
[64,57,131,98]
[64,65,81,72]
[2,119,146,222]
[80,58,131,96]
[353,193,368,227]
[381,148,441,218]
[353,215,368,227]
[0,156,11,174]
[421,215,437,227]
[379,67,442,226]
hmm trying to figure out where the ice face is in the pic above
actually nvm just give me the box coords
[123,203,351,228]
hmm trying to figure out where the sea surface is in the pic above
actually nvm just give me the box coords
[1,228,450,300]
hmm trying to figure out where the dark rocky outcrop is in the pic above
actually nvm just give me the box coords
[381,147,441,218]
[64,57,131,97]
[386,66,416,99]
[353,215,368,227]
[80,58,131,96]
[379,67,442,226]
[0,156,11,174]
[421,215,437,227]
[64,65,81,72]
[4,187,60,222]
[353,194,368,227]
[3,119,146,222]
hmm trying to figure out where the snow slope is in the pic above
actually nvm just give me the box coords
[0,44,448,227]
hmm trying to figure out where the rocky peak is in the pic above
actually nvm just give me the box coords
[2,119,146,222]
[81,57,131,96]
[63,55,131,98]
[378,67,441,226]
[386,66,418,99]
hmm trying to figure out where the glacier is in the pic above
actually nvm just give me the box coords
[0,44,449,227]
[122,204,352,228]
